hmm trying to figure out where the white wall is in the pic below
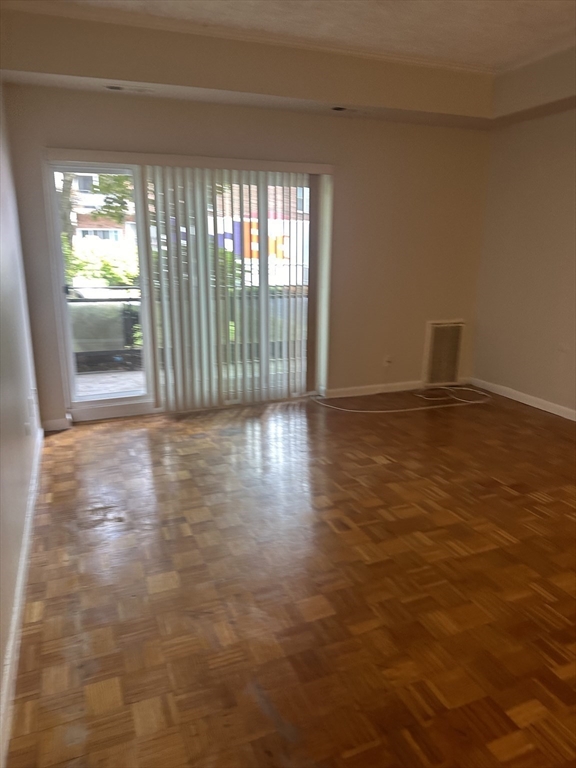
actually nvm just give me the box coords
[493,48,576,117]
[0,8,493,118]
[4,84,490,422]
[475,109,576,415]
[0,83,42,763]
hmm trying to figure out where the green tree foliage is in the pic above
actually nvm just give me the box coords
[58,173,138,285]
[91,174,132,225]
[61,232,82,284]
[66,239,139,286]
[62,226,139,285]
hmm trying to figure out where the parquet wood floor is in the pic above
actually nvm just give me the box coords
[6,391,576,768]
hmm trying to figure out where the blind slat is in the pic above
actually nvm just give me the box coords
[154,167,174,411]
[184,168,201,407]
[142,167,162,408]
[174,167,191,407]
[195,168,212,408]
[237,171,248,404]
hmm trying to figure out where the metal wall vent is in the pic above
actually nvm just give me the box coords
[423,321,464,386]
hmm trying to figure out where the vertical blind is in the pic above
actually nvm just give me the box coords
[143,167,311,412]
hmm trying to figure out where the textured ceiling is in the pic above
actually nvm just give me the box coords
[37,0,576,71]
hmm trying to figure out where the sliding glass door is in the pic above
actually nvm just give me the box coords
[143,167,313,412]
[50,158,327,421]
[51,165,155,419]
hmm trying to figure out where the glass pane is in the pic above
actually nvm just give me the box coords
[208,176,309,396]
[54,169,146,401]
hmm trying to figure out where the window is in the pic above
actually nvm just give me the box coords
[296,186,310,214]
[79,229,121,241]
[78,175,94,193]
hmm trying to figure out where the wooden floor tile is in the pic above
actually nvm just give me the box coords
[84,679,123,717]
[6,391,576,767]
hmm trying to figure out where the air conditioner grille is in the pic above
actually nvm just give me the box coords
[426,323,463,385]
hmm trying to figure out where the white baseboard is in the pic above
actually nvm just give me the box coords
[0,428,43,768]
[325,380,423,399]
[42,416,71,432]
[470,378,576,421]
[70,400,158,423]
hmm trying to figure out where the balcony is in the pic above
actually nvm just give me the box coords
[68,284,309,401]
[68,285,145,400]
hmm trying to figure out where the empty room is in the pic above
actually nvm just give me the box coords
[0,1,575,767]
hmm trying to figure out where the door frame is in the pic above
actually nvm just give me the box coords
[44,149,334,418]
[45,160,158,421]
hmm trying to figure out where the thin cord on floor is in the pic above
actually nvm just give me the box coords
[313,386,491,414]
